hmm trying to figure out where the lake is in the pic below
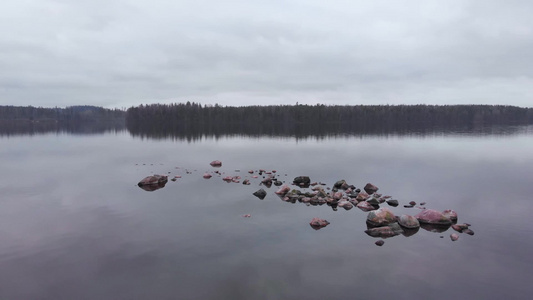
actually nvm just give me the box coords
[1,126,532,299]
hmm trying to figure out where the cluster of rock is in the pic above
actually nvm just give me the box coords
[136,161,474,246]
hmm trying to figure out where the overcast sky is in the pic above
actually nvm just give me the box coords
[1,0,531,108]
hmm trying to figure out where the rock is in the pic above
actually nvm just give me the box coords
[338,200,353,210]
[409,201,416,206]
[333,180,346,189]
[137,175,168,191]
[309,217,330,230]
[242,214,251,218]
[202,173,212,179]
[363,183,379,195]
[138,174,168,186]
[209,160,222,167]
[398,214,420,229]
[386,199,399,207]
[442,209,458,222]
[293,176,311,188]
[450,233,459,241]
[375,240,385,246]
[365,223,403,238]
[356,201,377,212]
[253,189,267,200]
[273,180,283,186]
[261,178,273,188]
[356,191,370,202]
[332,191,343,200]
[366,207,397,227]
[366,197,380,206]
[275,185,291,196]
[242,179,251,185]
[451,224,469,232]
[463,228,475,236]
[415,209,452,225]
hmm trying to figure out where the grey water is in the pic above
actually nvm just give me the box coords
[1,127,533,299]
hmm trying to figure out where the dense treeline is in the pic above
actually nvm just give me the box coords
[0,105,126,136]
[126,103,533,140]
[0,105,125,123]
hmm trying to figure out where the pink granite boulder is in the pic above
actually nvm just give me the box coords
[415,209,453,225]
[366,207,397,227]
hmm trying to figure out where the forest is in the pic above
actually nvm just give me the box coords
[0,105,125,123]
[0,105,126,136]
[2,103,533,138]
[125,103,533,139]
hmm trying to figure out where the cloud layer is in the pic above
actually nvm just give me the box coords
[1,0,532,108]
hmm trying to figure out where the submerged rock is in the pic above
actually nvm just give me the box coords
[398,214,420,229]
[253,189,267,200]
[365,223,403,238]
[366,207,396,227]
[203,173,212,179]
[463,228,475,236]
[415,209,453,225]
[309,217,330,230]
[420,222,451,233]
[450,233,459,241]
[363,183,379,195]
[401,227,420,237]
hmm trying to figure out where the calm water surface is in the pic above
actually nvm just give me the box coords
[1,128,533,299]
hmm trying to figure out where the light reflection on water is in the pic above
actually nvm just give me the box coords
[0,128,532,299]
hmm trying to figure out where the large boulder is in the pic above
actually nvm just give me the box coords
[366,207,396,227]
[398,214,420,229]
[415,209,453,225]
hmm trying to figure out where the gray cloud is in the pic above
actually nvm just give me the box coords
[0,0,531,108]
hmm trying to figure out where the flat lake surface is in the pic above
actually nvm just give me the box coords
[1,127,533,299]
